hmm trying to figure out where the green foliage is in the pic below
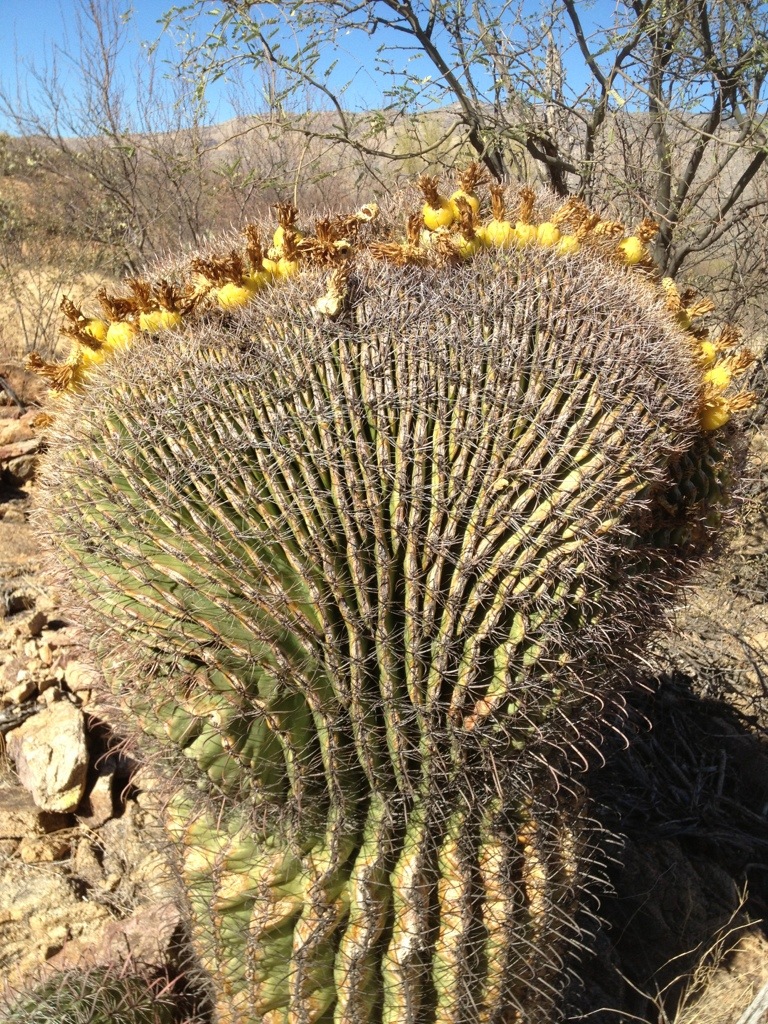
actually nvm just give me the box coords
[0,134,42,178]
[0,196,26,247]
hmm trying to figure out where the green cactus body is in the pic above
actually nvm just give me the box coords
[38,199,738,1023]
[165,780,586,1024]
[333,794,399,1024]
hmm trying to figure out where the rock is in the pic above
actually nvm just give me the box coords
[99,802,175,905]
[0,437,43,487]
[0,410,38,447]
[0,677,37,705]
[37,676,57,695]
[41,625,80,650]
[38,642,53,666]
[6,701,89,812]
[0,657,24,690]
[0,422,25,447]
[45,902,182,974]
[29,918,69,949]
[0,786,73,839]
[72,837,106,887]
[4,454,38,486]
[18,832,72,864]
[27,611,47,637]
[103,871,121,892]
[0,363,47,407]
[0,860,113,987]
[0,505,26,524]
[76,771,115,829]
[63,659,102,693]
[0,436,42,461]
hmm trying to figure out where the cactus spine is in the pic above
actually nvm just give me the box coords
[33,178,751,1023]
[0,969,176,1024]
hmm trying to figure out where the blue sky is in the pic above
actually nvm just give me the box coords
[2,0,167,48]
[1,1,170,79]
[0,0,620,135]
[0,0,218,132]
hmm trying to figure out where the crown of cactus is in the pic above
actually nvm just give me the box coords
[31,175,754,1024]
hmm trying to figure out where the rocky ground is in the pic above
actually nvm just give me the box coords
[0,365,196,1015]
[0,359,767,1024]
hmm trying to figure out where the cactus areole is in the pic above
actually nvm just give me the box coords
[34,178,751,1024]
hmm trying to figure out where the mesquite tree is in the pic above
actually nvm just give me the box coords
[165,0,768,312]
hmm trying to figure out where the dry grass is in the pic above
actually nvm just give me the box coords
[0,267,117,360]
[646,914,766,1024]
[580,901,768,1024]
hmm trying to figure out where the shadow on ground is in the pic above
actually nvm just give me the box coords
[570,673,768,1023]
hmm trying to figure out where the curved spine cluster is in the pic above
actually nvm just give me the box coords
[0,969,175,1024]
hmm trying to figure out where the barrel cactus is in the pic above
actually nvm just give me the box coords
[30,172,754,1023]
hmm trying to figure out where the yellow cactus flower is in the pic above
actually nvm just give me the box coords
[454,233,481,260]
[449,164,485,220]
[158,310,182,330]
[418,174,456,231]
[450,188,480,220]
[78,342,108,369]
[556,235,581,256]
[216,282,259,310]
[478,219,515,248]
[273,224,304,252]
[478,184,515,249]
[272,203,302,254]
[423,200,455,231]
[138,310,162,332]
[244,270,269,291]
[105,321,138,350]
[618,236,646,265]
[278,258,299,278]
[83,318,108,343]
[512,187,538,247]
[537,222,561,247]
[139,309,183,331]
[447,196,481,260]
[263,256,299,279]
[699,341,718,367]
[704,364,733,391]
[139,310,163,333]
[700,398,731,431]
[514,222,538,247]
